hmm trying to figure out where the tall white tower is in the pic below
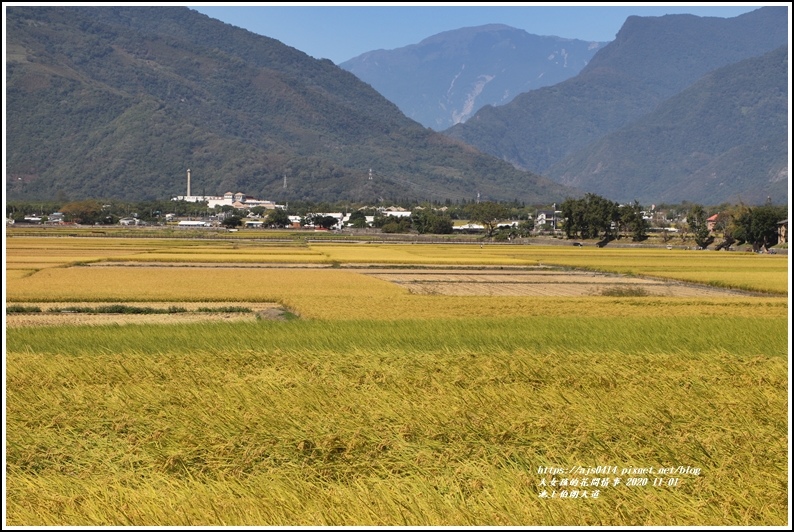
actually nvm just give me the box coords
[187,169,191,197]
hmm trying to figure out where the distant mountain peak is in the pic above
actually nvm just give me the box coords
[340,25,606,130]
[443,7,788,205]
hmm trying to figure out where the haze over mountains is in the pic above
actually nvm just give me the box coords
[340,25,607,131]
[5,6,790,207]
[442,7,788,205]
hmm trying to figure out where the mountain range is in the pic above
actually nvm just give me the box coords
[5,6,570,205]
[549,45,788,205]
[5,6,790,207]
[339,24,606,131]
[443,6,789,204]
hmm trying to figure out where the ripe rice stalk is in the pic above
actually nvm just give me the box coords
[6,316,787,525]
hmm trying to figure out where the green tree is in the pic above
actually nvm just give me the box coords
[584,193,620,240]
[412,210,453,234]
[223,215,243,229]
[560,194,619,240]
[305,214,339,230]
[561,198,585,238]
[428,213,453,234]
[60,199,104,225]
[686,204,713,249]
[377,215,411,233]
[467,201,511,238]
[734,204,787,251]
[250,206,268,218]
[619,201,649,241]
[265,208,290,228]
[347,211,368,229]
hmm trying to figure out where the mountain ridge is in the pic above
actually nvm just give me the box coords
[443,6,789,185]
[548,45,789,205]
[5,6,573,204]
[340,24,606,130]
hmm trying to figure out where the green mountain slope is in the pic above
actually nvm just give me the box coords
[548,46,788,205]
[5,6,572,204]
[443,7,788,177]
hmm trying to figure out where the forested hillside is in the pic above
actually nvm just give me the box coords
[6,6,572,204]
[549,45,789,205]
[444,7,788,183]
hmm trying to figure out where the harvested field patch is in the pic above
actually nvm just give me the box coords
[359,268,764,297]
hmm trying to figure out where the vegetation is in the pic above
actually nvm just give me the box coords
[560,194,619,241]
[731,203,788,251]
[559,194,648,243]
[5,316,788,526]
[545,45,788,205]
[598,286,649,297]
[465,201,512,238]
[222,215,243,229]
[410,209,454,235]
[53,304,187,314]
[686,204,714,249]
[445,9,788,205]
[618,201,649,242]
[4,234,788,525]
[265,208,291,228]
[5,6,568,205]
[6,304,43,313]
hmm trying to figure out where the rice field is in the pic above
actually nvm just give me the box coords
[4,231,790,526]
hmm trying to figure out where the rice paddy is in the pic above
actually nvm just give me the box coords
[4,230,790,526]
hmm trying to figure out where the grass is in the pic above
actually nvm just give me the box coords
[52,305,188,314]
[6,305,261,315]
[598,286,650,297]
[6,304,43,313]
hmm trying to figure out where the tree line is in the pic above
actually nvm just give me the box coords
[559,193,787,250]
[5,196,787,249]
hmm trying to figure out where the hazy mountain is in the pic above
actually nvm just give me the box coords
[443,7,789,180]
[339,24,606,131]
[5,6,573,204]
[548,45,788,206]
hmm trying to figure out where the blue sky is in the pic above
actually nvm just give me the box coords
[188,3,772,64]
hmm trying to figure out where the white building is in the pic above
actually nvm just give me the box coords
[177,220,210,227]
[171,170,282,209]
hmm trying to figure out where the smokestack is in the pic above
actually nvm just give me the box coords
[187,169,191,197]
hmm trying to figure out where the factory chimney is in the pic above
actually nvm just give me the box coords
[187,169,191,197]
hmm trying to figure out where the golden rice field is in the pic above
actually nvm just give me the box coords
[4,231,790,526]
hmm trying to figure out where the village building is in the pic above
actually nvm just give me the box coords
[777,219,787,244]
[170,169,283,210]
[707,213,720,232]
